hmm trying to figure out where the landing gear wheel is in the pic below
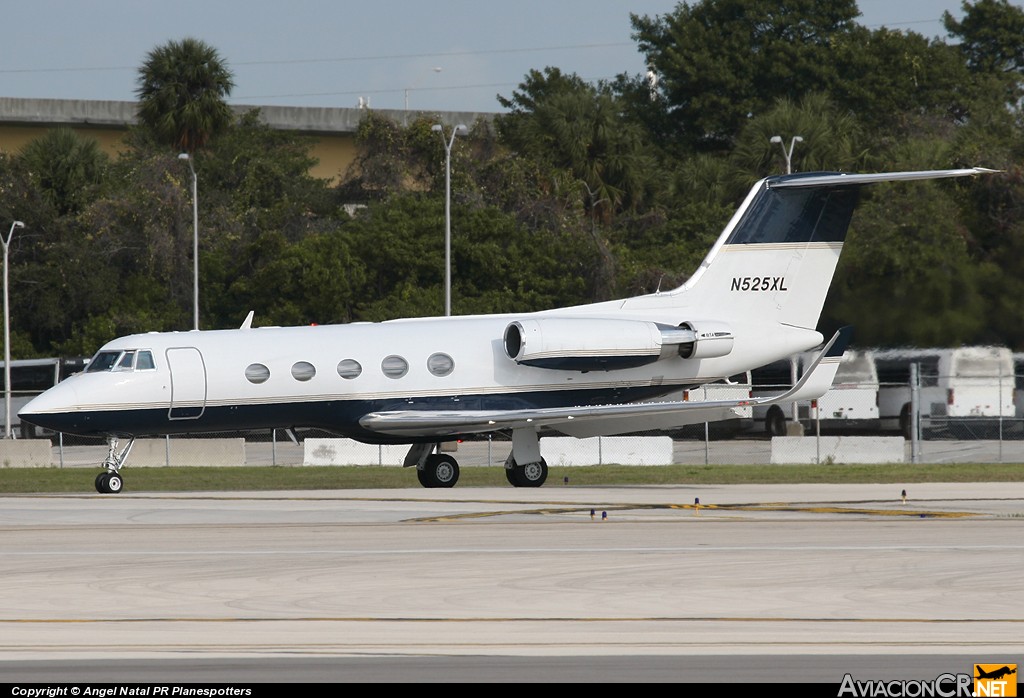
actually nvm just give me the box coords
[416,467,433,488]
[505,466,522,487]
[417,453,460,488]
[899,403,913,440]
[519,458,548,487]
[94,437,134,494]
[95,471,123,494]
[506,458,548,488]
[766,405,787,437]
[105,472,124,494]
[426,453,459,488]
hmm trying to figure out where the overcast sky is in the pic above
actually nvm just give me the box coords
[0,0,1004,114]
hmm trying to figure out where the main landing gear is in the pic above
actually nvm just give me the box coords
[405,443,460,488]
[504,427,547,487]
[403,428,550,489]
[95,437,134,494]
[417,452,461,488]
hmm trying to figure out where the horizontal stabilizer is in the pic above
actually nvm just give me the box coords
[768,168,996,189]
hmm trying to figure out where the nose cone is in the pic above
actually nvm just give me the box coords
[19,381,83,433]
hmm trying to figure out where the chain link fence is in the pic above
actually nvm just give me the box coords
[10,361,1024,467]
[38,420,1024,470]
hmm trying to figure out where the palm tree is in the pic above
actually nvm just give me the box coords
[136,38,235,153]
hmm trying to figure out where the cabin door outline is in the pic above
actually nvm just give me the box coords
[166,347,207,420]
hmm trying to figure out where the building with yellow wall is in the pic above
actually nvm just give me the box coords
[0,97,493,182]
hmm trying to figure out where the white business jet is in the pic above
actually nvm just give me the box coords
[20,168,993,493]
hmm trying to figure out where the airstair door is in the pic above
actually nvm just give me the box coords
[166,347,207,420]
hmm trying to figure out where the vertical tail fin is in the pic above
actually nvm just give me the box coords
[669,168,993,330]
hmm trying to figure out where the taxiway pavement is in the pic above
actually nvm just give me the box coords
[0,483,1021,681]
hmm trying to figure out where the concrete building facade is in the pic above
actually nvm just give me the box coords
[0,97,493,182]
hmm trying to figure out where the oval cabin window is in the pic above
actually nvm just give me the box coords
[337,359,362,379]
[291,361,316,382]
[245,363,271,384]
[427,353,454,377]
[381,355,409,379]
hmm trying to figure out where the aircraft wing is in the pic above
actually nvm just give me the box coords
[360,327,851,439]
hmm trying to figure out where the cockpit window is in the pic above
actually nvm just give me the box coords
[86,349,156,373]
[137,351,155,370]
[115,351,136,370]
[86,351,121,373]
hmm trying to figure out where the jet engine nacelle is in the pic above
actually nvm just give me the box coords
[502,318,729,371]
[676,320,735,359]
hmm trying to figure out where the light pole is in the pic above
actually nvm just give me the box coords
[431,122,468,316]
[178,153,199,330]
[770,135,803,174]
[3,221,24,439]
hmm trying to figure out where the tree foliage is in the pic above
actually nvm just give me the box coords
[2,9,1024,359]
[631,0,860,150]
[136,37,235,153]
[19,128,109,215]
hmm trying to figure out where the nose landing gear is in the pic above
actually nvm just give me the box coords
[95,437,134,494]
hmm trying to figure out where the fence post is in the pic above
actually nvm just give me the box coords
[271,429,277,466]
[998,371,1004,463]
[703,386,710,466]
[58,431,64,469]
[165,435,171,466]
[814,399,821,464]
[910,362,920,464]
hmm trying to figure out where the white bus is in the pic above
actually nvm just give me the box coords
[874,347,1015,438]
[0,357,88,437]
[752,350,879,435]
[679,371,754,438]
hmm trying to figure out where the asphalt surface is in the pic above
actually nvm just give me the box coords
[0,483,1021,682]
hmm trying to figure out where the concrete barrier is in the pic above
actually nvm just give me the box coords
[0,440,52,467]
[303,438,407,466]
[770,436,906,464]
[300,436,675,467]
[541,436,674,466]
[128,438,246,467]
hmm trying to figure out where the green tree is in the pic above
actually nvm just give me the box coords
[631,0,860,150]
[823,179,988,346]
[497,68,654,219]
[730,93,866,181]
[19,128,109,216]
[339,113,442,201]
[945,0,1024,79]
[136,37,235,153]
[831,26,974,139]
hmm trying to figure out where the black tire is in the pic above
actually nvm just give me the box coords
[505,465,522,487]
[95,472,110,494]
[507,458,548,488]
[899,403,913,440]
[416,466,434,488]
[426,453,459,488]
[766,406,787,437]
